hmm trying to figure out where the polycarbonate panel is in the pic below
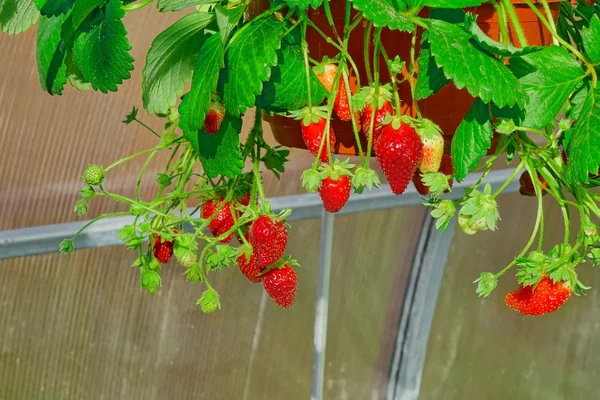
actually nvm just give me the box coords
[0,206,424,400]
[421,192,599,399]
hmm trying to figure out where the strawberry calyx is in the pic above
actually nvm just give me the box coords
[352,166,381,193]
[457,183,499,234]
[360,83,394,110]
[257,255,300,277]
[318,158,355,181]
[289,105,329,127]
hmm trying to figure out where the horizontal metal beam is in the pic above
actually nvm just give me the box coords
[0,169,520,260]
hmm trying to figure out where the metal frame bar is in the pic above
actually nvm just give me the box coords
[0,168,521,400]
[0,169,518,259]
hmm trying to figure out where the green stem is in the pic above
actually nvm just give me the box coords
[321,0,342,44]
[492,160,525,198]
[306,20,361,88]
[502,0,528,47]
[409,28,421,119]
[137,149,159,202]
[122,0,153,12]
[133,118,160,138]
[71,212,133,241]
[492,0,510,45]
[539,0,559,45]
[364,21,374,84]
[301,18,313,111]
[105,147,157,171]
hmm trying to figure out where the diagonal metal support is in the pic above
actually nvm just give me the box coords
[386,214,458,400]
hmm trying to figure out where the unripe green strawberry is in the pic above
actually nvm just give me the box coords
[458,214,486,235]
[82,164,105,186]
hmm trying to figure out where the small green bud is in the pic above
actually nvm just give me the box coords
[74,199,88,216]
[59,239,74,254]
[141,270,161,294]
[80,185,96,200]
[198,289,220,313]
[82,164,105,186]
[474,272,498,298]
[301,169,321,193]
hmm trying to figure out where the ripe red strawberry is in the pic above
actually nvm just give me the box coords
[419,131,444,173]
[334,76,352,121]
[519,171,549,197]
[319,175,351,213]
[237,253,264,283]
[153,235,175,264]
[204,101,225,134]
[301,117,336,163]
[413,153,453,196]
[248,215,288,268]
[201,198,234,243]
[377,122,424,195]
[239,192,251,207]
[505,276,571,316]
[262,265,298,308]
[361,100,394,140]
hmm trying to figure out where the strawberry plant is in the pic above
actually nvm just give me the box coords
[3,0,600,316]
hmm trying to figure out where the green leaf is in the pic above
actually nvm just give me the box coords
[257,42,327,111]
[36,14,69,94]
[215,4,244,45]
[420,0,486,7]
[73,0,134,93]
[71,0,107,29]
[66,52,91,91]
[467,20,541,57]
[583,15,600,64]
[451,98,493,182]
[180,101,244,178]
[567,88,600,183]
[38,0,76,16]
[157,0,215,12]
[350,0,414,32]
[182,33,224,132]
[415,31,449,100]
[0,0,39,35]
[428,19,526,108]
[285,0,323,11]
[508,46,585,130]
[142,12,213,115]
[222,16,285,116]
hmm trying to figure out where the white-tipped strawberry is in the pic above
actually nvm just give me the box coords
[204,99,225,134]
[414,119,444,173]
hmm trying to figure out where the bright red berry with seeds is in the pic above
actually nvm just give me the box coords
[377,121,423,195]
[201,198,234,243]
[248,215,288,268]
[505,276,571,316]
[263,265,298,308]
[319,175,351,213]
[237,253,264,283]
[204,100,225,134]
[301,117,336,163]
[153,235,175,264]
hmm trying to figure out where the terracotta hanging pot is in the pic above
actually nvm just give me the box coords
[256,1,562,156]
